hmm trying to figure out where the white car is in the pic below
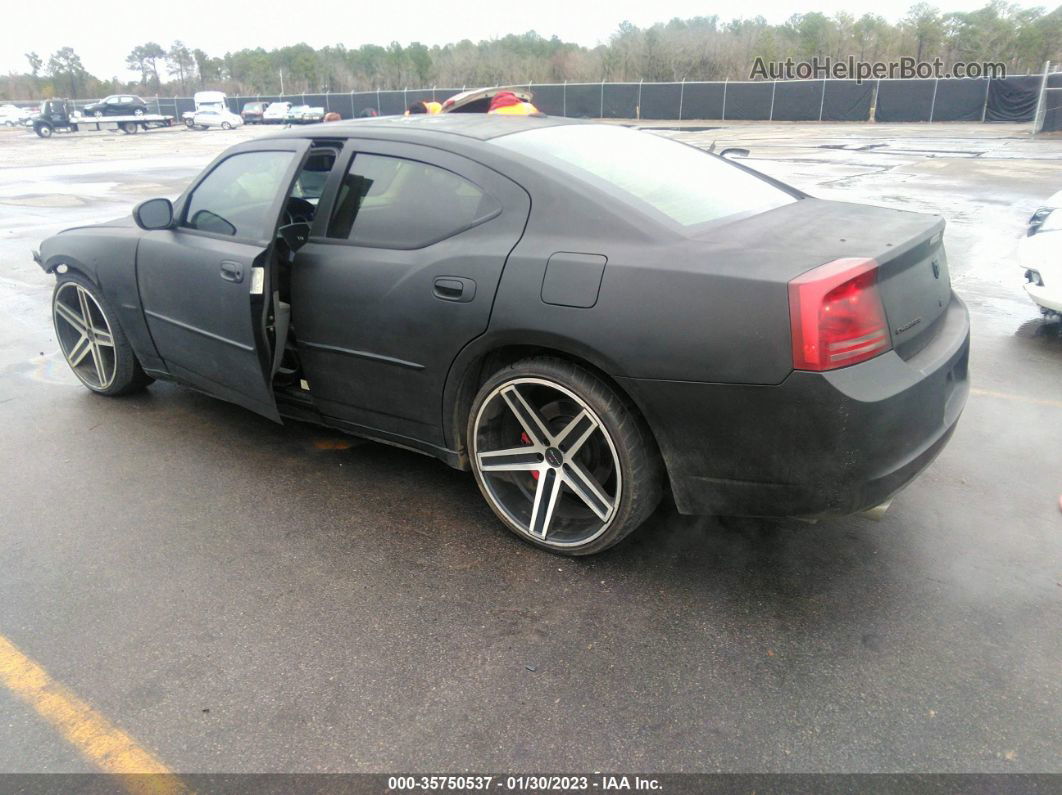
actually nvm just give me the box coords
[182,90,228,127]
[262,102,292,124]
[296,105,325,123]
[0,103,33,126]
[191,108,244,130]
[1019,190,1062,320]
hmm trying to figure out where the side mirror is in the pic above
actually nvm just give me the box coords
[720,147,751,160]
[133,198,174,230]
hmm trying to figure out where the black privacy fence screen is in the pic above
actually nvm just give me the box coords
[68,74,1062,129]
[1036,73,1062,132]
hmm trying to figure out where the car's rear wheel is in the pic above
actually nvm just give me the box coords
[221,121,232,130]
[134,108,145,117]
[469,358,662,555]
[52,274,151,396]
[34,123,53,138]
[93,111,103,118]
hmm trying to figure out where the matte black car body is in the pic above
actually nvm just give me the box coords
[36,115,970,521]
[83,94,149,116]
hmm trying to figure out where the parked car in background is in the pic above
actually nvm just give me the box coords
[441,86,535,113]
[0,103,34,126]
[241,101,269,124]
[285,104,308,123]
[34,116,970,556]
[284,104,325,124]
[262,102,292,123]
[183,91,228,127]
[83,95,149,117]
[1019,190,1062,320]
[298,106,325,123]
[191,108,244,130]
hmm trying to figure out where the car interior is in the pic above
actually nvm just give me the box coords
[271,145,341,393]
[185,140,496,402]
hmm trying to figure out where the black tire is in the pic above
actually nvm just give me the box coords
[134,108,145,117]
[221,121,231,130]
[52,272,152,396]
[34,123,53,138]
[468,356,663,555]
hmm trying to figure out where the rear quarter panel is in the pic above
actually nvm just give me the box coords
[485,177,797,386]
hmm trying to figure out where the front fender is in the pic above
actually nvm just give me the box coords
[38,226,166,373]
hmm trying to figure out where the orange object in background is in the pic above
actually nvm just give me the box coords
[488,91,541,115]
[323,112,341,122]
[405,101,442,115]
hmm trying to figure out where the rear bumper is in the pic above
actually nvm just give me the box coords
[619,294,970,518]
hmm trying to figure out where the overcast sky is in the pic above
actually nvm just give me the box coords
[5,0,1004,79]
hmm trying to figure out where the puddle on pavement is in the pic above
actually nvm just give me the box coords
[2,351,80,386]
[0,195,87,208]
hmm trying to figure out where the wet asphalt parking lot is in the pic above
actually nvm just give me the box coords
[0,120,1059,774]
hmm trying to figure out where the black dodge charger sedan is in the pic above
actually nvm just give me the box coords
[82,94,149,117]
[35,115,969,555]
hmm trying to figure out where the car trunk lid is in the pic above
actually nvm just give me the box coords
[692,197,951,359]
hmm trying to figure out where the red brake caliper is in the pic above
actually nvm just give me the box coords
[521,432,540,480]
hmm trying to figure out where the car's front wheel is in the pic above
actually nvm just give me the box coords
[469,357,662,555]
[52,273,151,396]
[221,121,231,130]
[133,108,145,117]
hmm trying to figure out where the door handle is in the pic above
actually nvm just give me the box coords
[220,261,244,283]
[433,276,476,303]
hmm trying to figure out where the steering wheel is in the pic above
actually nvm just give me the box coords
[283,196,316,226]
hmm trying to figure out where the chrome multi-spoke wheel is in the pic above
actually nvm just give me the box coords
[51,275,152,396]
[470,360,663,554]
[53,281,117,390]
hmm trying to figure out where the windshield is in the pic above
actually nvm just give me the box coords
[492,124,796,228]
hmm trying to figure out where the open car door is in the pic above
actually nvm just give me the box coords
[136,138,312,421]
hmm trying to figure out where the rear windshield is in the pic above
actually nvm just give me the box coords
[492,124,795,227]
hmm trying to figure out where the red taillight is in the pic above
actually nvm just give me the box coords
[788,257,891,371]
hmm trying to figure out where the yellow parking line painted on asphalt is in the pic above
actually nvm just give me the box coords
[0,633,186,794]
[971,387,1062,410]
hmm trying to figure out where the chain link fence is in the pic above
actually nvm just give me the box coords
[50,74,1062,127]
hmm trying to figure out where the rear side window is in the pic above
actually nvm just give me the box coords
[493,124,795,227]
[183,150,294,240]
[327,154,499,248]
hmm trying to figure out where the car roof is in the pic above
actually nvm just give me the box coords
[262,113,586,143]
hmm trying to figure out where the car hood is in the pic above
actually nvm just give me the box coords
[57,214,138,235]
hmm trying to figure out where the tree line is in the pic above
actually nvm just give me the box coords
[3,2,1060,100]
